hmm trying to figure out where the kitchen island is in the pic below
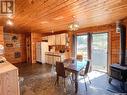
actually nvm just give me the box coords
[0,61,20,95]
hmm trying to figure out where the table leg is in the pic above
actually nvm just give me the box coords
[75,73,78,93]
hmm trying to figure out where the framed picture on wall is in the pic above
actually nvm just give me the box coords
[1,1,14,14]
[14,52,21,58]
[4,33,11,41]
[12,35,18,42]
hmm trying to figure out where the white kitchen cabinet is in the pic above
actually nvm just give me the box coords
[48,35,55,45]
[51,35,55,45]
[55,56,61,62]
[48,55,54,64]
[45,54,48,63]
[54,56,61,64]
[46,55,60,65]
[60,33,67,45]
[45,53,65,65]
[48,36,51,45]
[55,34,61,45]
[47,33,67,45]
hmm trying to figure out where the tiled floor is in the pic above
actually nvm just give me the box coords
[14,63,127,95]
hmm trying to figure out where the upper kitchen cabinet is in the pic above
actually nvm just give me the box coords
[55,34,61,45]
[47,33,68,45]
[55,33,68,45]
[48,35,55,45]
[60,33,67,45]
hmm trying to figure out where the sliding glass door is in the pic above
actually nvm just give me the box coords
[76,33,108,72]
[91,33,108,72]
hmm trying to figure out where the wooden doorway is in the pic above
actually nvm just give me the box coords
[25,33,32,64]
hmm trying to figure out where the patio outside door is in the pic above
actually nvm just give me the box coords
[91,33,108,72]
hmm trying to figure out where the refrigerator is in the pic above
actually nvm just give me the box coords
[36,42,48,63]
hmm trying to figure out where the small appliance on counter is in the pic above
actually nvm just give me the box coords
[0,56,6,63]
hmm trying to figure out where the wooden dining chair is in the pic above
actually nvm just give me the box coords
[79,60,91,91]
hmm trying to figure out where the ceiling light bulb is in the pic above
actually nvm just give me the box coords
[68,22,79,31]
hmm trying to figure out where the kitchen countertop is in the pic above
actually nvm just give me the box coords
[45,52,64,56]
[0,61,18,74]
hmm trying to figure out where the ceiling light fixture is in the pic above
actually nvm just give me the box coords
[6,19,13,26]
[68,16,79,31]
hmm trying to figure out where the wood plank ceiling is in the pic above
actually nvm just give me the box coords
[3,0,127,33]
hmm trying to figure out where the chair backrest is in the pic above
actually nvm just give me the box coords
[76,54,83,61]
[56,61,66,78]
[84,61,90,75]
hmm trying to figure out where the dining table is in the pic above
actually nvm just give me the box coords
[64,59,87,93]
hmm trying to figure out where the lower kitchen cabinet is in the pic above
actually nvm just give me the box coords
[45,53,65,65]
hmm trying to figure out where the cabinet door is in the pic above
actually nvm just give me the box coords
[61,33,66,45]
[55,34,61,45]
[46,55,49,64]
[48,36,52,45]
[55,56,61,62]
[0,69,20,95]
[51,35,55,45]
[49,56,52,64]
[45,55,48,63]
[48,35,55,45]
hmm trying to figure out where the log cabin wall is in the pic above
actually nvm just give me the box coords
[0,26,4,45]
[0,26,4,57]
[4,33,26,64]
[31,32,43,63]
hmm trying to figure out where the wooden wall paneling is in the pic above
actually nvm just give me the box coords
[26,33,32,64]
[68,31,73,58]
[0,26,4,45]
[4,33,26,64]
[1,0,126,33]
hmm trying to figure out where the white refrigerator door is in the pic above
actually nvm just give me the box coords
[41,42,48,63]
